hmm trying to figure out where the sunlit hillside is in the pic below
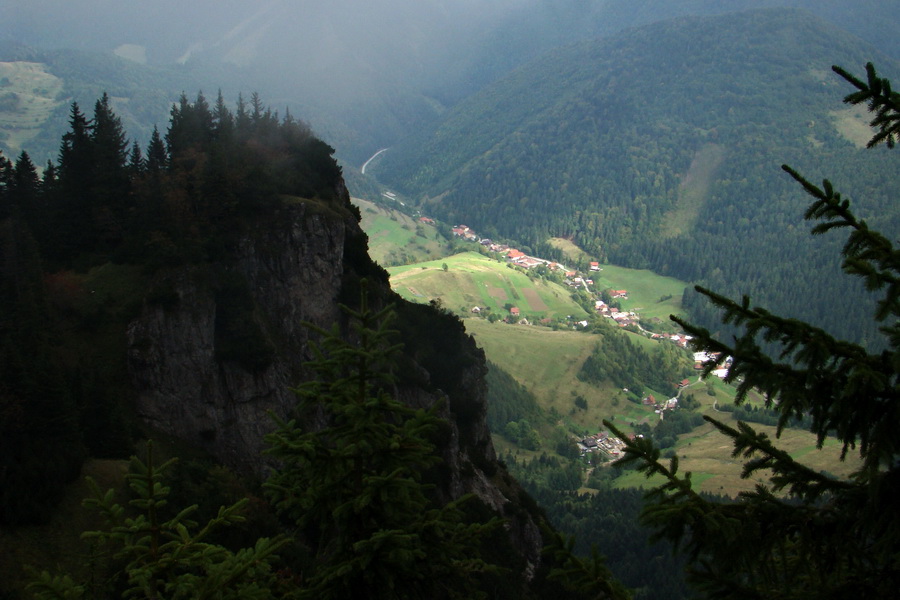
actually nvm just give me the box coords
[389,251,590,322]
[352,196,449,266]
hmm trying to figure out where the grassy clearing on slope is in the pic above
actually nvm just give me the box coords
[547,237,593,264]
[463,318,663,436]
[0,61,64,155]
[389,252,589,321]
[662,143,725,238]
[591,263,688,325]
[352,197,448,266]
[831,105,874,149]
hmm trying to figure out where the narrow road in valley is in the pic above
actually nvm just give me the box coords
[361,148,389,174]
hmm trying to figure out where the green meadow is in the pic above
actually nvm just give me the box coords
[612,412,862,497]
[591,263,688,325]
[610,374,862,495]
[352,197,448,266]
[463,318,667,436]
[389,251,590,321]
[362,215,856,495]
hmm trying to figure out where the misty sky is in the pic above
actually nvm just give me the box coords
[3,0,898,164]
[1,1,530,63]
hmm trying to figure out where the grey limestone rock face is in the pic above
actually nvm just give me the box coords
[125,192,544,574]
[126,202,347,473]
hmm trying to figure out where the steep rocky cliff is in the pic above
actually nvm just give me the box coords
[124,184,545,575]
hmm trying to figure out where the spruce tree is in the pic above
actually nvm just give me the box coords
[145,126,167,173]
[52,102,94,261]
[604,63,900,599]
[28,442,287,599]
[89,93,131,248]
[0,151,12,219]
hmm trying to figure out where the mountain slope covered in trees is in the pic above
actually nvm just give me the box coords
[377,9,900,345]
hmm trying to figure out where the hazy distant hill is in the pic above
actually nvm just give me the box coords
[4,1,898,166]
[0,42,206,165]
[377,8,900,345]
[444,0,900,105]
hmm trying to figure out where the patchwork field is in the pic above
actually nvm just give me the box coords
[389,251,590,321]
[0,61,65,156]
[611,412,861,497]
[365,213,855,496]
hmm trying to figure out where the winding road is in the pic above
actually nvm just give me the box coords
[361,148,389,174]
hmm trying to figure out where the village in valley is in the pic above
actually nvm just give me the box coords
[447,222,694,343]
[444,221,734,463]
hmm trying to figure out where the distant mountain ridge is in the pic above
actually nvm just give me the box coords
[3,1,899,165]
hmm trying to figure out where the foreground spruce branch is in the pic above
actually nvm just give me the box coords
[604,63,900,599]
[28,441,287,600]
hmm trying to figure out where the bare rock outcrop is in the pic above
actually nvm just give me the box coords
[125,192,546,574]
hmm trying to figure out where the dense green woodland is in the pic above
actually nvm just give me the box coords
[578,328,692,397]
[0,41,198,166]
[6,2,900,171]
[3,6,899,592]
[493,59,900,599]
[379,9,900,347]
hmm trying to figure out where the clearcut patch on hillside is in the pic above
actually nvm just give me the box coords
[831,105,874,148]
[661,143,725,239]
[0,62,65,156]
[547,237,591,263]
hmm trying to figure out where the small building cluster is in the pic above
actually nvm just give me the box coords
[578,431,626,459]
[443,221,695,347]
[692,351,733,378]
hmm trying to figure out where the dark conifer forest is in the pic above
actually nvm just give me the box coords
[0,91,346,527]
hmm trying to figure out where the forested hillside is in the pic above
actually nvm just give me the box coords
[0,41,205,166]
[378,9,900,345]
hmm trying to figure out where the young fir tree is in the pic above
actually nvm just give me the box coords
[604,63,900,599]
[28,441,287,600]
[264,282,500,600]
